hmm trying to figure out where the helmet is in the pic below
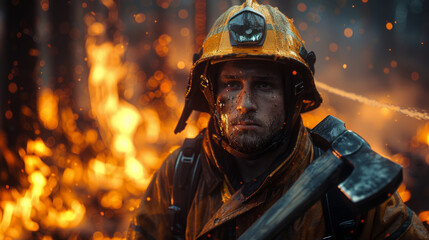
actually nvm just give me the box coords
[175,0,322,133]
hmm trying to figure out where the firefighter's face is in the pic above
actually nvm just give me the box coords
[215,60,286,153]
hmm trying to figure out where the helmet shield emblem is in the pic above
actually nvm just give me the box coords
[228,7,266,46]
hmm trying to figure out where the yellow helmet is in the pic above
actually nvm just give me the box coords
[175,0,322,133]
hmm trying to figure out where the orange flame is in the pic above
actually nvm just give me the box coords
[419,211,429,225]
[85,20,154,192]
[417,123,429,146]
[38,89,59,130]
[0,136,86,238]
[397,184,411,202]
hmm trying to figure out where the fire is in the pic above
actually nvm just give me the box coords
[85,17,154,191]
[397,184,411,202]
[415,122,429,147]
[419,211,429,225]
[1,2,186,237]
[0,136,86,238]
[100,191,123,209]
[302,106,337,129]
[27,138,52,157]
[38,89,59,130]
[125,157,145,180]
[391,154,410,168]
[427,134,429,146]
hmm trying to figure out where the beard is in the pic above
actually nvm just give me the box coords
[221,113,285,153]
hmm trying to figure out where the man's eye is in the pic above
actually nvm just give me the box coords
[256,82,272,90]
[226,82,241,89]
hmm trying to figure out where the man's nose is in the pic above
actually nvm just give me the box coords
[236,87,257,113]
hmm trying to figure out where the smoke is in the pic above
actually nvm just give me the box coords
[315,81,429,121]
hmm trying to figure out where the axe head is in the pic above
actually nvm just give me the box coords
[312,115,403,210]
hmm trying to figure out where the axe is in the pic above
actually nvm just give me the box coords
[238,115,403,240]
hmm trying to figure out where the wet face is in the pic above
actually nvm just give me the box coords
[215,60,286,153]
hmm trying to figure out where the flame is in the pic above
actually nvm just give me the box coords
[100,191,123,209]
[0,136,86,238]
[125,157,144,180]
[302,106,337,129]
[27,138,52,157]
[419,211,429,225]
[397,184,411,202]
[415,122,429,147]
[38,89,59,130]
[85,18,154,191]
[391,154,410,168]
[424,130,429,146]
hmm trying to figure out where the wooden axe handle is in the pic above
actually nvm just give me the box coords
[238,150,350,240]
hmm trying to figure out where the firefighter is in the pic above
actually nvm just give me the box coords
[128,0,429,239]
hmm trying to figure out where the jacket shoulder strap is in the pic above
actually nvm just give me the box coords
[168,132,204,239]
[321,185,361,240]
[312,133,361,240]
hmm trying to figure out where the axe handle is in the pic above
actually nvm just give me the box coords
[238,151,349,240]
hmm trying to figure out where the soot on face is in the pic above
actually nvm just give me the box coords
[214,60,286,154]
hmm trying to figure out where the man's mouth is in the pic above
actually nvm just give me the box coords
[232,120,261,131]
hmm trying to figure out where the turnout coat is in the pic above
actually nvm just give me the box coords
[128,122,429,240]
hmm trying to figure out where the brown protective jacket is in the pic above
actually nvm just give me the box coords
[127,124,429,240]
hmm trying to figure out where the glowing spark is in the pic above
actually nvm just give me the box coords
[344,28,353,38]
[178,9,189,19]
[316,81,429,121]
[134,13,146,23]
[329,42,338,52]
[177,61,186,69]
[5,110,13,120]
[411,72,419,81]
[386,22,393,30]
[297,3,307,12]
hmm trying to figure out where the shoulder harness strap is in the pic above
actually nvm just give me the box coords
[168,132,204,239]
[321,185,361,240]
[311,125,362,240]
[385,206,413,240]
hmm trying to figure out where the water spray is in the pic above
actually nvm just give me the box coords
[315,81,429,121]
